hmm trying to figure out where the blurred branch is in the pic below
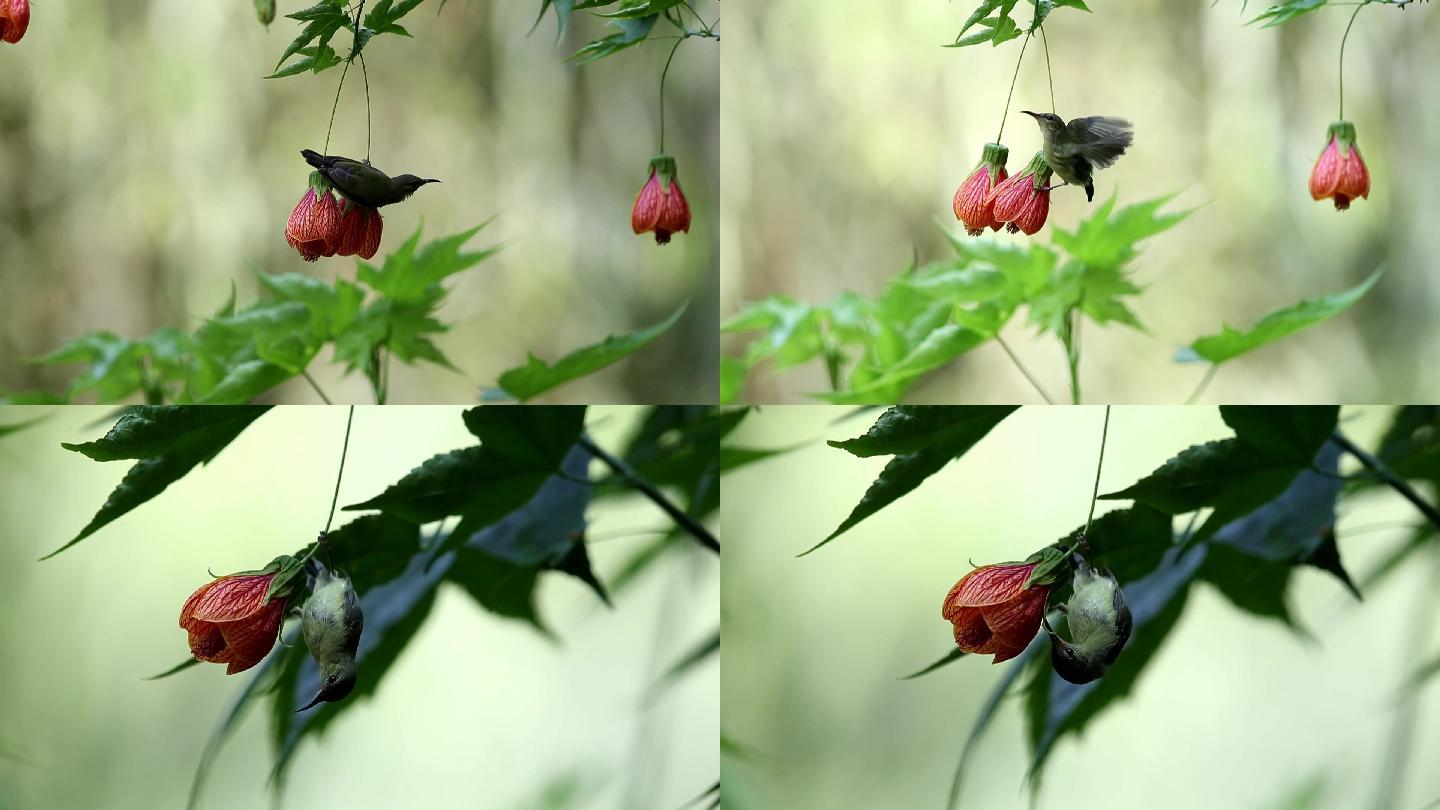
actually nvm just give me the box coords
[1333,431,1440,532]
[578,435,719,553]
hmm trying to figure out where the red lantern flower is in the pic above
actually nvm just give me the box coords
[285,183,342,262]
[942,561,1050,663]
[953,142,1010,236]
[632,155,691,245]
[334,201,384,260]
[0,0,29,45]
[987,152,1053,236]
[179,572,288,674]
[1309,120,1370,211]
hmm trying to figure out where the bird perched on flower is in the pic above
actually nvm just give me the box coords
[301,149,441,209]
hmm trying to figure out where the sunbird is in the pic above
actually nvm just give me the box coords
[1043,553,1132,684]
[297,564,364,712]
[1020,111,1134,202]
[301,149,441,209]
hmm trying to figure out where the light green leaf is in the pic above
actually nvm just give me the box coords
[1177,270,1382,365]
[493,304,688,401]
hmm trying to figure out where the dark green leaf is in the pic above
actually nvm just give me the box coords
[493,304,688,401]
[1100,438,1310,542]
[144,658,201,680]
[47,406,270,558]
[1080,505,1174,583]
[659,628,719,684]
[566,15,657,63]
[62,406,268,461]
[810,406,1016,553]
[901,647,966,680]
[1220,405,1338,464]
[829,405,1019,458]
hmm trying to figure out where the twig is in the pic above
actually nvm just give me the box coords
[1184,364,1219,405]
[994,334,1055,404]
[1333,431,1440,533]
[1083,406,1112,538]
[995,31,1033,144]
[578,435,719,553]
[300,369,333,404]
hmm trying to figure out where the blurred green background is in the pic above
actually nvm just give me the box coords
[720,1,1440,403]
[0,0,718,404]
[721,406,1440,809]
[0,406,718,809]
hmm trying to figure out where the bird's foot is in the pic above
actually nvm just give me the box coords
[1038,181,1071,193]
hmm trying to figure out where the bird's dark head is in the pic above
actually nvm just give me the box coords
[1022,110,1066,135]
[296,657,357,712]
[1047,631,1108,685]
[394,175,442,199]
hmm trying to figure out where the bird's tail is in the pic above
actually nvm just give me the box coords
[301,148,330,169]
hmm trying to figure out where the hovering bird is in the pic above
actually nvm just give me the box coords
[1043,553,1132,685]
[301,149,441,209]
[1020,111,1134,202]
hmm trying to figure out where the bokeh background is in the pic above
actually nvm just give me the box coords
[0,0,719,404]
[720,1,1440,403]
[0,406,718,810]
[722,406,1440,810]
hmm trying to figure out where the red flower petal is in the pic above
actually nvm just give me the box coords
[1309,137,1341,201]
[1012,188,1050,236]
[358,208,383,260]
[946,563,1035,608]
[981,583,1049,647]
[183,574,272,624]
[1337,144,1370,201]
[631,171,664,235]
[216,598,286,669]
[0,0,30,44]
[659,178,692,236]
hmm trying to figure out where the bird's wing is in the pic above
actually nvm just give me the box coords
[1055,116,1134,169]
[325,159,391,200]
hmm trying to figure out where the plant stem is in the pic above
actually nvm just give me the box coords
[359,51,372,160]
[298,405,357,568]
[1064,309,1082,405]
[658,38,685,153]
[1338,1,1368,119]
[323,59,352,154]
[300,369,334,404]
[994,334,1056,404]
[1083,406,1112,538]
[578,435,719,553]
[995,32,1033,144]
[1039,25,1056,114]
[1333,431,1440,533]
[1184,364,1219,405]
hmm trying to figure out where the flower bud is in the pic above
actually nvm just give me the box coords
[178,555,305,674]
[0,0,30,45]
[285,175,343,262]
[953,142,1010,236]
[253,0,276,26]
[987,152,1053,236]
[941,561,1049,664]
[1309,120,1370,211]
[632,155,690,245]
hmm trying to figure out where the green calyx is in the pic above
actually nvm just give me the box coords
[1326,120,1358,151]
[261,555,308,605]
[647,155,679,185]
[980,142,1010,171]
[1023,535,1083,589]
[307,170,333,197]
[1022,151,1054,191]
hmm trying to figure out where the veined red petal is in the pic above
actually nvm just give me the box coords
[988,173,1038,224]
[659,178,692,236]
[631,171,664,235]
[945,563,1036,609]
[1012,188,1050,236]
[183,574,273,623]
[358,208,383,260]
[1337,144,1370,201]
[1309,137,1341,201]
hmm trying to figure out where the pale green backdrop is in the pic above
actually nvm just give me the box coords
[0,406,719,809]
[721,406,1440,809]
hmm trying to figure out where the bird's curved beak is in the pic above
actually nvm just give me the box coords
[1020,110,1041,119]
[295,688,326,713]
[424,179,442,185]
